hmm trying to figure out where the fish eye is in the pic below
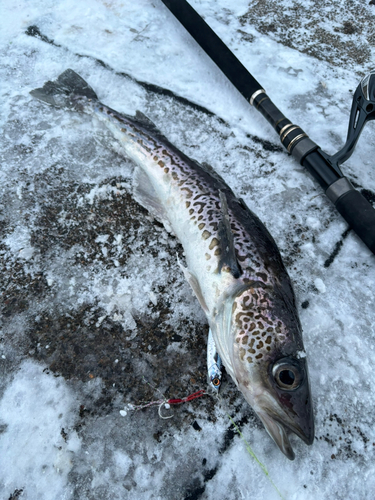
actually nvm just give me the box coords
[272,360,302,390]
[212,377,221,387]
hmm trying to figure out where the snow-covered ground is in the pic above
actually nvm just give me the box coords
[1,0,375,498]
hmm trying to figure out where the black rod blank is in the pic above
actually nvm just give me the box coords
[161,0,262,101]
[160,0,375,256]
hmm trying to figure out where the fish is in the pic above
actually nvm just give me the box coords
[30,69,314,460]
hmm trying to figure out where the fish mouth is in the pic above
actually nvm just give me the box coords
[238,383,314,460]
[257,404,314,461]
[258,412,296,460]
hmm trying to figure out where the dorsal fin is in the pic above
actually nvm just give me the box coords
[200,161,227,185]
[135,110,159,130]
[218,190,242,279]
[133,111,171,143]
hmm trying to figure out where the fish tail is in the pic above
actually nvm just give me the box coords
[30,69,98,110]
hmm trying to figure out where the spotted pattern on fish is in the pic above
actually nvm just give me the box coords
[233,286,288,363]
[98,107,272,267]
[30,69,314,460]
[94,103,288,364]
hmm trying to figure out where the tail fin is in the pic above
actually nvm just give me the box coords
[30,69,98,109]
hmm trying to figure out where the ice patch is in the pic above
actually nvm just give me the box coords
[296,350,307,359]
[84,182,129,205]
[4,226,35,260]
[0,360,80,499]
[314,278,326,293]
[95,234,110,243]
[149,291,157,306]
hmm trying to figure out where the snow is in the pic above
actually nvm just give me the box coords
[0,361,77,499]
[1,0,375,499]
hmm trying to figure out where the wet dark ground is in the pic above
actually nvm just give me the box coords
[1,168,204,406]
[239,0,375,73]
[0,134,262,499]
[0,137,251,437]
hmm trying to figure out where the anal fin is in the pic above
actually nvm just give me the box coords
[177,257,209,314]
[132,167,173,233]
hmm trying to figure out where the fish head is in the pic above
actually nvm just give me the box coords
[227,286,314,460]
[234,350,314,460]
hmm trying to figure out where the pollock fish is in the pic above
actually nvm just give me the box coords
[30,69,314,460]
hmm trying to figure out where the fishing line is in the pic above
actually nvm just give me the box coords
[126,382,285,497]
[226,413,287,500]
[127,376,208,418]
[214,393,286,500]
[129,390,207,410]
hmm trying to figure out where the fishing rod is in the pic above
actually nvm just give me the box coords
[160,0,375,255]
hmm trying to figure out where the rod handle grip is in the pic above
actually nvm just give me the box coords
[332,187,375,254]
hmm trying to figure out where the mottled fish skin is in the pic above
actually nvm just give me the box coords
[30,69,314,460]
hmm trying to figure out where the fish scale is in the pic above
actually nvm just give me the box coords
[30,69,314,460]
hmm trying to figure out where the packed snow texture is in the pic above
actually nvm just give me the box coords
[1,0,375,499]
